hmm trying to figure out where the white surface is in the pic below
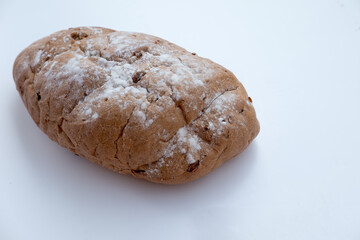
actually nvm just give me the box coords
[1,0,360,239]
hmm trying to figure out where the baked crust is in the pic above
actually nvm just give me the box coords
[13,27,260,184]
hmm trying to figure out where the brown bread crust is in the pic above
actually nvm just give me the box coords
[13,27,260,184]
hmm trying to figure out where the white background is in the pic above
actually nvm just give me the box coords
[1,0,360,239]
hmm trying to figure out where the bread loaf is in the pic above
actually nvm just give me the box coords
[13,27,260,184]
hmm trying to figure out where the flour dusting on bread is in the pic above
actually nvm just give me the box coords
[13,26,260,184]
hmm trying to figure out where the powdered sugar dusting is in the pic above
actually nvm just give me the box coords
[212,92,236,112]
[33,50,43,66]
[87,27,104,34]
[165,126,202,164]
[203,91,247,135]
[43,52,89,87]
[66,31,216,130]
[85,108,92,115]
[92,112,99,119]
[144,125,204,177]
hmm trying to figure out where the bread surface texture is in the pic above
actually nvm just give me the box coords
[13,27,260,184]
